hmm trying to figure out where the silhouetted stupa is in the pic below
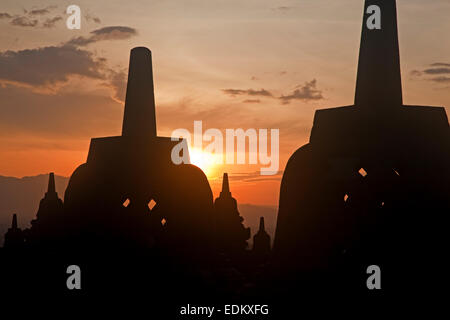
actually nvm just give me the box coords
[25,172,64,245]
[213,173,250,254]
[252,217,271,256]
[3,214,24,248]
[63,47,214,254]
[273,0,449,287]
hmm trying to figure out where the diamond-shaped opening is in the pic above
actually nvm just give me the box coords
[358,168,368,177]
[344,194,349,202]
[122,198,130,208]
[148,199,157,211]
[161,218,167,226]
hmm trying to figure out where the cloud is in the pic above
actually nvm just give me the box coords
[423,68,450,75]
[411,62,450,85]
[0,42,128,105]
[0,13,12,19]
[65,26,138,47]
[222,88,273,97]
[10,16,38,27]
[85,13,101,24]
[227,171,283,183]
[274,6,293,11]
[0,45,106,87]
[0,6,58,28]
[430,62,450,67]
[43,16,62,28]
[278,79,323,104]
[430,76,450,83]
[223,80,324,104]
[28,6,56,16]
[104,68,127,103]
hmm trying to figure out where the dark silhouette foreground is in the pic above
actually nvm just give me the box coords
[273,0,449,299]
[0,0,448,310]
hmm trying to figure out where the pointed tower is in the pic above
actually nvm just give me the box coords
[4,214,24,248]
[220,173,231,197]
[63,47,214,255]
[213,173,250,254]
[253,217,271,256]
[273,0,449,283]
[30,173,64,234]
[122,47,157,138]
[11,213,18,229]
[355,0,402,108]
[46,172,57,197]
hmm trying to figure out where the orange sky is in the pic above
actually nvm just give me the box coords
[1,0,449,206]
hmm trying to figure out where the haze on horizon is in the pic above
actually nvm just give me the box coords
[0,0,449,206]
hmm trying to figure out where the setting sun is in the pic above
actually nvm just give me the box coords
[188,148,222,177]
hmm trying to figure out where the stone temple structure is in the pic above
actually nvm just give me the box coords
[3,214,24,248]
[4,173,63,248]
[273,0,449,291]
[252,217,271,257]
[213,173,250,254]
[27,173,64,244]
[63,47,214,254]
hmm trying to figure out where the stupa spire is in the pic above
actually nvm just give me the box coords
[11,213,18,229]
[122,47,157,137]
[220,173,231,197]
[258,217,265,233]
[47,172,56,194]
[355,0,403,108]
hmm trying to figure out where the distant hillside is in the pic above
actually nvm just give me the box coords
[0,174,69,246]
[0,174,277,247]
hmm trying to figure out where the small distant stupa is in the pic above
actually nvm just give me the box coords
[3,214,24,248]
[25,173,64,244]
[252,217,271,256]
[213,173,250,254]
[32,173,63,225]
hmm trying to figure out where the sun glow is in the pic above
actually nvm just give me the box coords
[188,148,221,177]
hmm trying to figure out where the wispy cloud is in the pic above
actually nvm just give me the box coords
[423,68,450,75]
[273,6,293,12]
[243,99,261,104]
[227,171,283,183]
[430,76,450,83]
[278,79,324,104]
[222,88,273,97]
[0,6,60,28]
[411,62,450,85]
[85,13,101,24]
[65,26,138,47]
[223,79,324,104]
[0,13,12,19]
[430,62,450,67]
[43,16,62,28]
[10,16,38,27]
[28,6,57,16]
